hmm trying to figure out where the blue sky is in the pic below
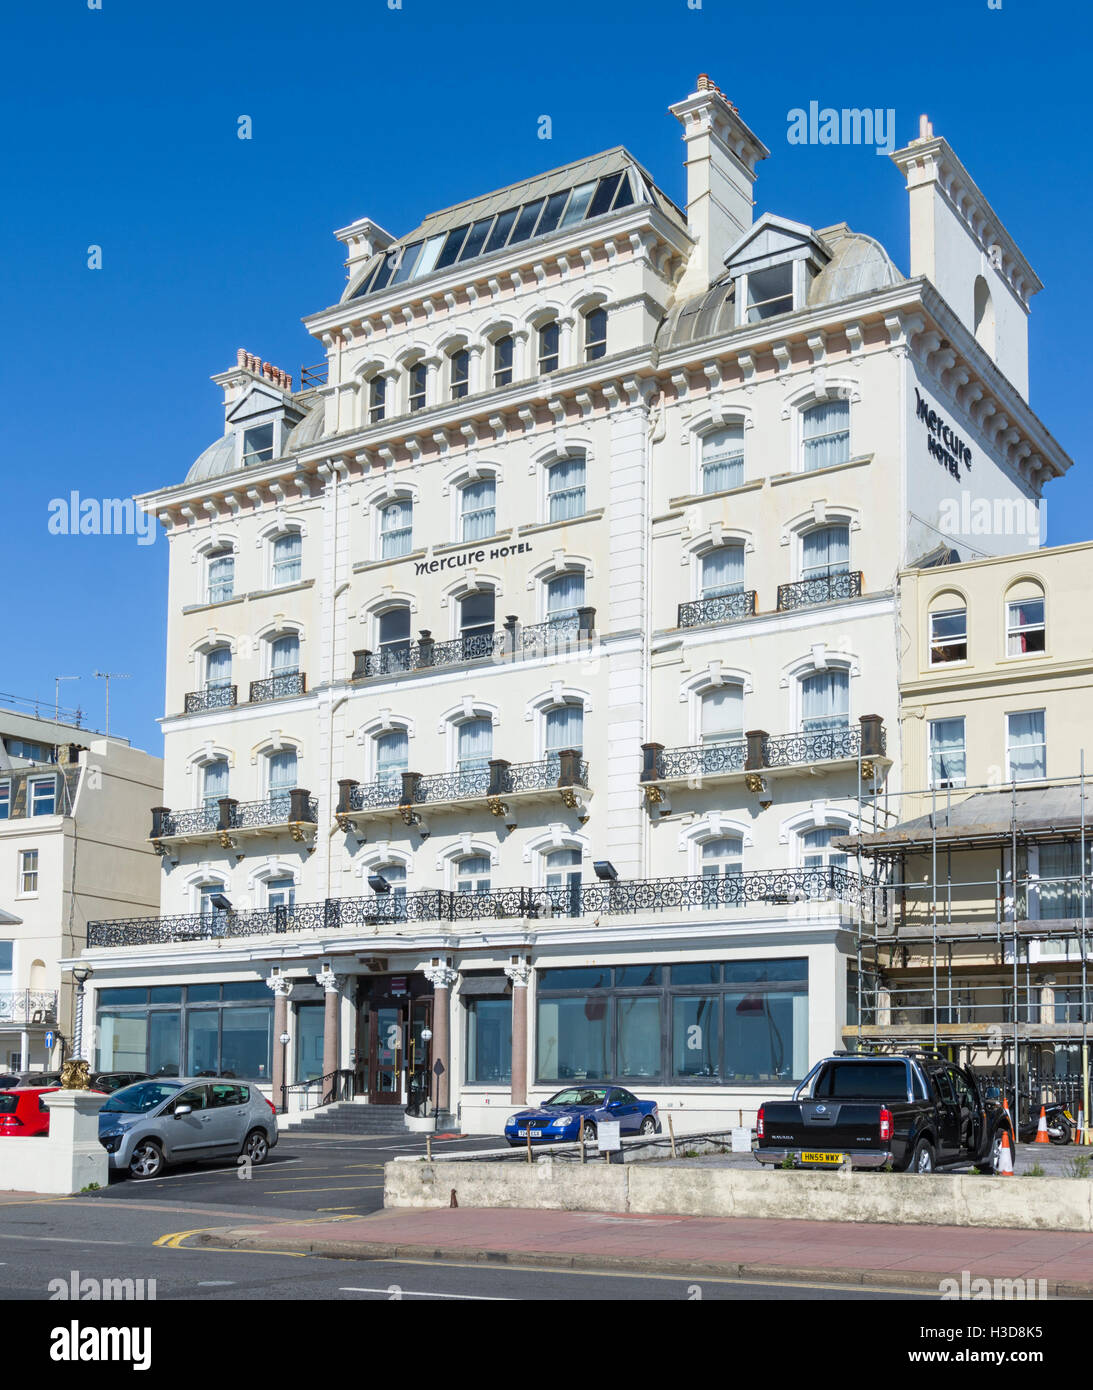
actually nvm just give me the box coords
[1,0,1089,753]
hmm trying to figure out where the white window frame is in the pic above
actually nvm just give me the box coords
[928,606,968,666]
[0,780,10,820]
[1006,709,1047,783]
[798,522,851,581]
[928,716,967,790]
[29,777,57,817]
[799,398,851,473]
[18,849,39,897]
[1006,596,1046,658]
[583,306,607,362]
[455,854,492,895]
[270,530,303,588]
[378,497,414,560]
[545,455,586,523]
[698,425,745,496]
[206,546,235,605]
[459,477,497,542]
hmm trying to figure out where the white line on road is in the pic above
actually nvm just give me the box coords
[0,1234,128,1246]
[339,1286,511,1301]
[197,1281,236,1287]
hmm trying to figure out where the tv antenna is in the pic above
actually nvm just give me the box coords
[54,675,80,722]
[92,671,130,737]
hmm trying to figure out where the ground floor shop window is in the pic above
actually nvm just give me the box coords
[535,959,809,1085]
[295,1003,324,1082]
[464,996,512,1083]
[95,983,272,1080]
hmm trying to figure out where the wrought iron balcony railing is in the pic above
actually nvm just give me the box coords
[87,866,875,948]
[249,672,307,704]
[677,590,757,629]
[184,684,237,715]
[648,741,747,781]
[150,790,318,841]
[352,609,595,682]
[643,717,886,790]
[338,752,589,817]
[777,570,863,611]
[0,989,59,1025]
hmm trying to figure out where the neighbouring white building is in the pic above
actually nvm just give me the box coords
[73,78,1073,1133]
[0,701,162,1072]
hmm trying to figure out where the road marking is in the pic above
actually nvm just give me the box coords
[265,1185,384,1194]
[339,1286,511,1301]
[197,1280,236,1287]
[0,1233,127,1246]
[153,1229,309,1256]
[155,1228,217,1249]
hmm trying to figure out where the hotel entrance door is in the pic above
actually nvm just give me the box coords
[368,1004,405,1105]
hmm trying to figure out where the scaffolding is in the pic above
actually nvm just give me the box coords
[844,756,1091,1139]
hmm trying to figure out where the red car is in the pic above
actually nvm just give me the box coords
[0,1087,60,1137]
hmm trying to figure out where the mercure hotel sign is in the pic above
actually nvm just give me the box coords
[915,388,973,480]
[414,540,532,577]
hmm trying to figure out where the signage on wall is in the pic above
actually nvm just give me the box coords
[914,388,973,481]
[414,541,532,577]
[390,975,408,996]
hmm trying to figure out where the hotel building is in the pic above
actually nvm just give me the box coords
[77,78,1074,1132]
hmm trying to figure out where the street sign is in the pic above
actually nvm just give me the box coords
[598,1120,621,1151]
[44,1031,55,1051]
[433,1059,445,1077]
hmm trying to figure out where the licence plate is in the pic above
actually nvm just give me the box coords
[800,1151,844,1165]
[519,1129,542,1138]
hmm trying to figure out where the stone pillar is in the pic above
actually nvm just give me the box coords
[558,315,576,369]
[1040,977,1056,1027]
[41,1091,109,1195]
[744,729,768,772]
[267,975,292,1111]
[467,344,485,394]
[504,960,532,1105]
[423,962,458,1114]
[317,968,343,1101]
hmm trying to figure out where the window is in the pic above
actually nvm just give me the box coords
[584,307,607,362]
[202,759,230,811]
[493,336,513,388]
[379,498,413,559]
[929,607,967,664]
[459,589,495,647]
[456,854,491,894]
[801,525,849,579]
[267,749,298,798]
[375,730,409,788]
[0,782,9,819]
[1007,598,1046,656]
[702,836,743,881]
[545,702,584,756]
[29,778,57,816]
[457,717,492,772]
[801,827,848,870]
[544,847,582,900]
[537,321,559,375]
[266,877,295,910]
[460,478,496,541]
[7,739,54,762]
[701,685,744,746]
[242,423,275,467]
[465,996,511,1083]
[801,399,850,472]
[700,426,745,494]
[369,375,386,424]
[271,532,301,587]
[375,861,407,901]
[547,456,586,522]
[270,633,300,676]
[800,670,849,732]
[929,717,966,788]
[377,606,412,670]
[743,263,794,322]
[206,548,234,604]
[701,545,745,598]
[546,571,585,622]
[19,849,39,895]
[97,986,271,1081]
[1038,842,1093,921]
[408,361,427,412]
[206,645,232,689]
[450,349,469,401]
[1007,710,1046,781]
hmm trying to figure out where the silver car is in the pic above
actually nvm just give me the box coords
[98,1077,278,1179]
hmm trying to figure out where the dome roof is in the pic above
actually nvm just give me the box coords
[807,228,903,306]
[284,399,326,452]
[185,433,236,485]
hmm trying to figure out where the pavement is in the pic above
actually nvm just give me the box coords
[190,1204,1093,1296]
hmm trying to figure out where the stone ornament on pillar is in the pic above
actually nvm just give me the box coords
[503,961,532,988]
[266,975,293,998]
[316,969,343,994]
[423,963,458,990]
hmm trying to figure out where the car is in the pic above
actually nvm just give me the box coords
[0,1087,60,1137]
[89,1071,151,1095]
[505,1085,661,1146]
[98,1077,278,1179]
[0,1071,63,1089]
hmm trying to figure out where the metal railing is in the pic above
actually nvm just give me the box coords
[860,983,1089,1029]
[183,684,237,715]
[343,754,589,813]
[763,725,877,767]
[354,630,506,679]
[249,672,307,704]
[519,614,583,654]
[677,590,757,629]
[154,794,318,838]
[650,741,747,780]
[284,1068,354,1112]
[777,570,863,611]
[645,722,885,782]
[300,362,328,389]
[0,990,58,1025]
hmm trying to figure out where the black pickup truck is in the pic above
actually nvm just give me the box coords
[754,1052,1013,1174]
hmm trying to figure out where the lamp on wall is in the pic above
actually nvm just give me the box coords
[368,874,391,893]
[210,893,233,912]
[593,861,618,882]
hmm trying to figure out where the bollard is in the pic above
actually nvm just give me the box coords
[426,1135,432,1162]
[668,1114,676,1159]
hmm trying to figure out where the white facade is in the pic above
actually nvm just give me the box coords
[74,80,1072,1133]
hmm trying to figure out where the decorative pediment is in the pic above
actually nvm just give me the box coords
[722,212,830,274]
[226,381,302,428]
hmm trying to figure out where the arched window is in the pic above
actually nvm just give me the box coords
[546,455,586,522]
[267,749,298,799]
[801,399,850,472]
[266,876,296,910]
[801,826,848,870]
[493,335,514,388]
[379,498,413,559]
[408,361,427,412]
[545,701,584,756]
[376,606,411,671]
[700,684,744,746]
[701,836,743,880]
[456,854,491,895]
[198,880,230,917]
[457,717,493,771]
[700,426,744,494]
[584,307,607,362]
[928,597,968,664]
[460,478,496,541]
[202,759,230,812]
[800,669,849,732]
[459,589,495,657]
[450,348,470,400]
[537,320,560,375]
[205,644,232,691]
[544,847,582,916]
[375,730,409,788]
[270,633,300,676]
[546,571,585,622]
[801,524,849,579]
[271,532,302,587]
[369,375,387,424]
[1006,583,1046,656]
[206,547,234,604]
[701,545,745,598]
[374,861,407,903]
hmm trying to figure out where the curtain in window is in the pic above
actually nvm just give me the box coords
[802,400,850,471]
[802,526,850,578]
[208,552,234,601]
[546,704,583,754]
[701,837,743,875]
[701,685,743,743]
[548,457,586,521]
[206,647,232,687]
[1039,842,1093,920]
[457,856,491,893]
[381,500,413,558]
[701,427,744,493]
[376,731,408,784]
[929,718,966,785]
[1007,711,1046,780]
[273,532,302,584]
[379,862,407,898]
[802,826,848,869]
[547,571,585,619]
[458,718,493,770]
[701,545,745,596]
[203,760,229,807]
[268,750,297,795]
[801,671,849,731]
[461,480,496,540]
[271,635,299,674]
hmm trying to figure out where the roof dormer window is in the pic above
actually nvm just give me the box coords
[743,263,794,323]
[243,423,275,467]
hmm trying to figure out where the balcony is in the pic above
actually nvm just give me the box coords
[0,989,58,1026]
[86,866,877,948]
[352,609,595,682]
[677,590,757,630]
[149,790,319,850]
[641,716,888,805]
[336,750,590,827]
[249,672,307,704]
[183,684,237,715]
[777,570,863,611]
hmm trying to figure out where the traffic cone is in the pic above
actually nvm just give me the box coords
[998,1126,1014,1176]
[1076,1107,1085,1146]
[1034,1104,1051,1144]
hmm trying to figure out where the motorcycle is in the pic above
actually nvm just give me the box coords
[1011,1096,1075,1144]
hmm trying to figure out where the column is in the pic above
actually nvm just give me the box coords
[317,968,342,1099]
[504,960,532,1105]
[512,329,530,381]
[267,975,292,1111]
[557,315,576,370]
[423,962,458,1114]
[467,344,485,394]
[423,355,441,408]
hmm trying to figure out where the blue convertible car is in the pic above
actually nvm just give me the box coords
[505,1085,661,1145]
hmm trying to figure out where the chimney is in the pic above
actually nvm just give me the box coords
[334,216,396,282]
[669,75,769,296]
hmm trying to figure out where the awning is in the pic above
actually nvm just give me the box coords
[459,975,511,997]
